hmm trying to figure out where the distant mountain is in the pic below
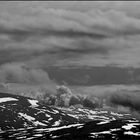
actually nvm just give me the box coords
[0,92,140,139]
[46,66,140,85]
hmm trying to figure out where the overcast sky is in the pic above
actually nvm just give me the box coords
[0,1,140,69]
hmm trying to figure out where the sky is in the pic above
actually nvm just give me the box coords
[0,1,140,84]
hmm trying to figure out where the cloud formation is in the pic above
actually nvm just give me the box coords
[0,1,140,75]
[0,63,54,84]
[109,90,140,118]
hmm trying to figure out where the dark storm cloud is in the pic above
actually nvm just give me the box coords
[0,49,49,65]
[58,47,108,55]
[0,1,140,69]
[50,44,109,59]
[109,91,140,112]
[0,25,109,43]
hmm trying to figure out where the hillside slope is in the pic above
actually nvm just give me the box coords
[0,92,78,130]
[0,92,140,140]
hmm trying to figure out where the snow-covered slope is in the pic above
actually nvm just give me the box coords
[0,92,78,130]
[59,107,133,122]
[0,116,140,140]
[0,92,140,140]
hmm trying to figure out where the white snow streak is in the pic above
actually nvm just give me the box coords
[0,97,18,103]
[122,123,140,130]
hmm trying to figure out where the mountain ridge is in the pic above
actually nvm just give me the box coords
[0,92,140,139]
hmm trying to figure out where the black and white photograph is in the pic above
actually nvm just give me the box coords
[0,1,140,140]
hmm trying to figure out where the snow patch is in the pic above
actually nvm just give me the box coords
[124,131,140,136]
[18,113,46,126]
[33,134,43,137]
[91,130,111,135]
[51,135,61,139]
[89,110,98,114]
[26,137,36,140]
[110,128,121,132]
[43,120,49,123]
[52,109,59,114]
[122,123,140,130]
[52,120,61,126]
[67,114,79,119]
[77,125,84,129]
[47,123,83,132]
[111,111,123,117]
[48,118,53,121]
[127,119,139,123]
[0,97,18,103]
[97,120,110,125]
[45,114,51,117]
[33,121,46,126]
[28,99,39,107]
[18,113,35,121]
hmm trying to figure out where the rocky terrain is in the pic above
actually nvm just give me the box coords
[0,92,140,140]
